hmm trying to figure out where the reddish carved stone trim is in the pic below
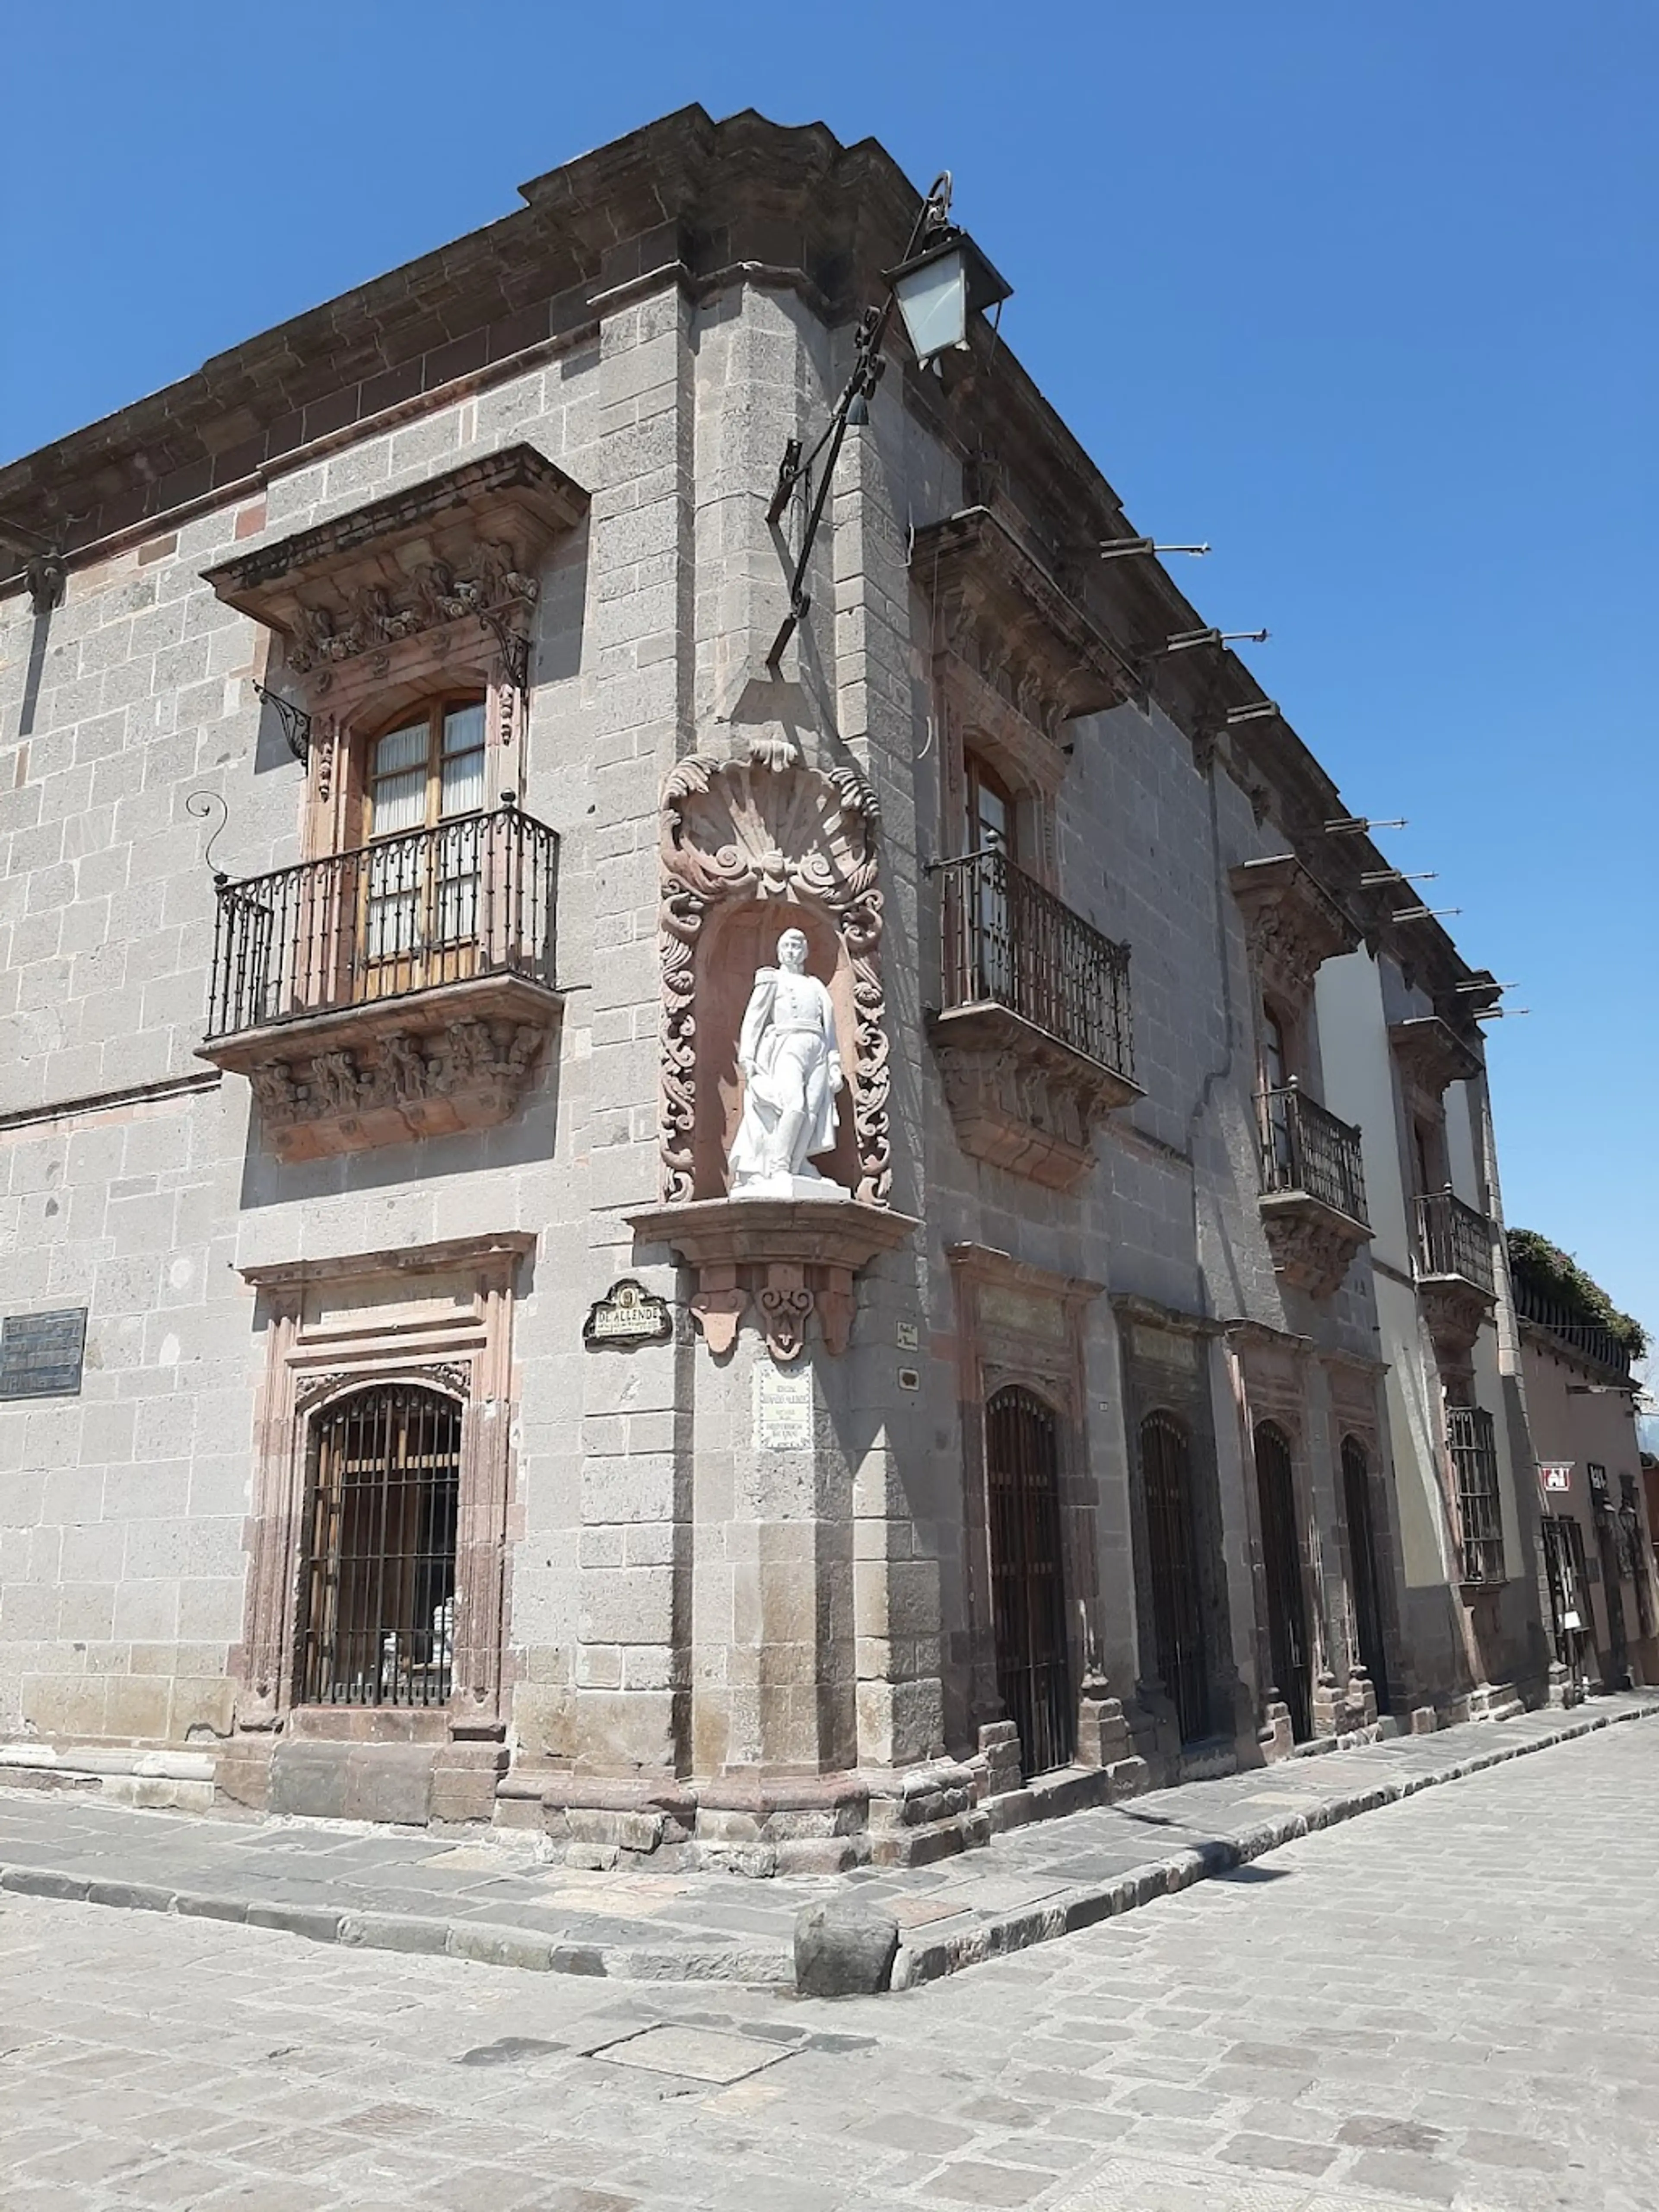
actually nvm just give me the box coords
[657,743,890,1206]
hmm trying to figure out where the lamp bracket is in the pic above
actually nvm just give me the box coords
[252,681,312,766]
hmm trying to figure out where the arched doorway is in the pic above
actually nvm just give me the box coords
[1341,1435,1389,1709]
[296,1384,462,1708]
[986,1385,1073,1776]
[1254,1420,1312,1741]
[1140,1410,1211,1743]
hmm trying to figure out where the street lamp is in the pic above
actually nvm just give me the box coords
[765,171,1011,670]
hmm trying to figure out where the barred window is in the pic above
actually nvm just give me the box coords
[1446,1404,1505,1586]
[296,1384,461,1707]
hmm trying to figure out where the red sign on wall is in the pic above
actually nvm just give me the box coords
[1539,1463,1573,1493]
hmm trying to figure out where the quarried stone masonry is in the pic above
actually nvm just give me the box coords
[0,106,1569,1862]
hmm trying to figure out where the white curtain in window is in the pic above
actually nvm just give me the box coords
[440,703,486,819]
[371,721,430,838]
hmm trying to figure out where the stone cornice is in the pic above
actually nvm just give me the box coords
[912,506,1138,728]
[238,1232,536,1289]
[1229,853,1360,1004]
[1108,1294,1224,1340]
[1388,1015,1482,1098]
[200,445,587,672]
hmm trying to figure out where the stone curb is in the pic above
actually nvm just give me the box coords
[0,1701,1650,1995]
[889,1700,1659,1990]
[0,1866,794,1990]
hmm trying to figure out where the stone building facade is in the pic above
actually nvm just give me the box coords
[0,108,1566,1865]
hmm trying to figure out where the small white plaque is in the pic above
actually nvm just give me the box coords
[896,1321,919,1351]
[754,1361,814,1451]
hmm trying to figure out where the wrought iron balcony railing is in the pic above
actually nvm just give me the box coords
[1414,1188,1496,1295]
[935,847,1135,1081]
[1512,1279,1634,1381]
[1258,1082,1369,1228]
[205,802,558,1041]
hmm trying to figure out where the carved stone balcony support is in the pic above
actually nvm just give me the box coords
[627,1199,918,1362]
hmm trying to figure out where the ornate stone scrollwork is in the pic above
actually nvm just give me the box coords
[634,739,915,1361]
[1229,855,1358,1008]
[1258,1202,1370,1302]
[657,746,889,1206]
[248,1017,552,1165]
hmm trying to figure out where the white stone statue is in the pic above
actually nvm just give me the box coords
[728,926,848,1200]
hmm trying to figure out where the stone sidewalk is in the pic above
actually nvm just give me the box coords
[2,1692,1654,1996]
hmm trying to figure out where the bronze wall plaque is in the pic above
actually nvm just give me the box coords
[0,1308,89,1400]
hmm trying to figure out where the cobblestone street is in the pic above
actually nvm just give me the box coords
[1,1719,1655,2212]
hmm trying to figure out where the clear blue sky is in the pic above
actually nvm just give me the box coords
[4,3,1654,1337]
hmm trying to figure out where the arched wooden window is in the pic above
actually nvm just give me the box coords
[985,1385,1073,1777]
[1341,1435,1389,1705]
[1140,1410,1211,1744]
[296,1384,462,1708]
[1254,1420,1312,1741]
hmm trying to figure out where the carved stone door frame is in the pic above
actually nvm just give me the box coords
[947,1244,1104,1768]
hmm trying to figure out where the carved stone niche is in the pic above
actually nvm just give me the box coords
[1229,854,1359,1007]
[627,735,915,1360]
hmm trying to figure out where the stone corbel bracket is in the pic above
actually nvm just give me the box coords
[1257,1195,1371,1301]
[1229,853,1359,1005]
[627,1198,918,1362]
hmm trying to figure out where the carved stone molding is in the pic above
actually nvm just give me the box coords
[1230,855,1359,1007]
[1259,1193,1371,1300]
[627,1199,917,1362]
[658,748,889,1206]
[912,507,1135,740]
[1418,1277,1496,1363]
[1388,1015,1482,1104]
[203,446,587,702]
[293,1359,472,1410]
[209,975,560,1164]
[929,1014,1141,1191]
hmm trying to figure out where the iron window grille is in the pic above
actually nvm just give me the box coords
[1446,1404,1506,1587]
[985,1385,1074,1779]
[1341,1435,1391,1706]
[1139,1410,1211,1744]
[205,801,557,1041]
[1414,1188,1495,1293]
[296,1384,462,1708]
[1258,1082,1369,1227]
[935,847,1135,1081]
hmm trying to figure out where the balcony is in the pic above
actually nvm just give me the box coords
[1414,1187,1498,1358]
[1256,1082,1372,1299]
[1513,1279,1635,1384]
[199,802,562,1162]
[928,848,1141,1189]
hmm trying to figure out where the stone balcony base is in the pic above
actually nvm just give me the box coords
[929,1002,1141,1191]
[200,972,563,1163]
[628,1195,917,1360]
[1259,1189,1372,1299]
